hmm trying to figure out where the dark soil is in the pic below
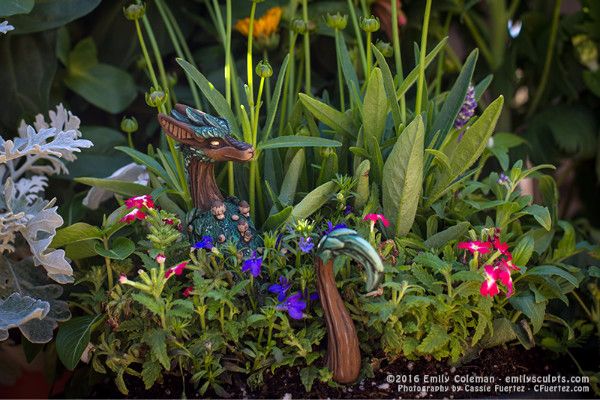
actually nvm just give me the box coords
[87,346,597,399]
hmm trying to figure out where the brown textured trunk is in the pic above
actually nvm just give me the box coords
[188,159,223,211]
[315,258,361,383]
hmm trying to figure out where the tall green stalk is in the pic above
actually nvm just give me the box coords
[334,30,346,112]
[142,16,171,111]
[346,0,368,75]
[301,0,311,93]
[390,0,405,123]
[415,0,432,115]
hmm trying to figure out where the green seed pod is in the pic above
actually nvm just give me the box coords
[291,18,308,34]
[255,59,273,78]
[123,3,146,21]
[375,41,393,58]
[359,15,380,33]
[120,116,138,134]
[325,13,348,30]
[145,86,168,108]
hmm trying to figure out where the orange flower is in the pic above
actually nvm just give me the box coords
[235,7,282,39]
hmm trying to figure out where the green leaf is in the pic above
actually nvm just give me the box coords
[382,116,425,236]
[353,160,370,209]
[508,295,546,333]
[396,38,448,100]
[94,237,135,260]
[9,0,101,34]
[177,58,240,137]
[75,177,151,197]
[143,329,170,370]
[277,149,304,207]
[511,235,534,266]
[372,44,401,130]
[56,314,102,370]
[424,222,470,249]
[427,96,504,205]
[258,135,341,150]
[0,0,34,16]
[115,146,172,185]
[413,253,449,274]
[553,220,576,261]
[141,360,162,390]
[261,55,289,141]
[262,206,293,231]
[300,366,319,392]
[132,293,163,316]
[291,181,337,220]
[523,204,552,231]
[363,67,388,144]
[335,33,360,104]
[474,74,493,100]
[416,324,450,353]
[526,265,580,287]
[52,222,102,248]
[298,93,355,138]
[428,49,478,147]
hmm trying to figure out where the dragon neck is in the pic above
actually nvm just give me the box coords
[188,158,223,211]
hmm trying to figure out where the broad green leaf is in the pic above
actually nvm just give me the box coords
[526,265,580,287]
[261,55,289,141]
[511,235,534,266]
[141,360,162,390]
[428,49,478,147]
[353,160,370,209]
[115,146,173,186]
[427,96,504,205]
[0,0,34,16]
[368,136,383,185]
[317,150,338,185]
[416,324,450,353]
[9,0,101,33]
[523,204,552,231]
[508,295,546,333]
[263,206,293,231]
[424,222,470,249]
[52,222,102,248]
[382,116,424,236]
[56,314,102,370]
[258,135,341,150]
[177,58,240,137]
[277,149,304,206]
[94,237,135,260]
[363,68,388,144]
[300,366,319,392]
[75,177,151,197]
[372,44,401,130]
[396,38,448,99]
[553,220,576,261]
[65,239,97,260]
[143,329,170,370]
[298,93,355,138]
[291,181,337,220]
[132,293,163,315]
[413,253,448,274]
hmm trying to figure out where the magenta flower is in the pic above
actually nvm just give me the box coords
[458,240,492,254]
[155,254,166,264]
[298,237,314,253]
[276,292,306,320]
[480,265,514,298]
[268,276,291,301]
[165,261,187,279]
[183,286,194,297]
[492,238,510,256]
[125,194,154,209]
[363,213,390,227]
[242,251,262,277]
[120,208,146,223]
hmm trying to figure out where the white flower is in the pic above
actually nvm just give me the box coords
[508,19,522,39]
[0,21,15,35]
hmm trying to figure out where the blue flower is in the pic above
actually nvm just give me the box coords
[454,85,477,131]
[324,221,347,235]
[309,291,319,302]
[344,205,353,215]
[242,251,262,277]
[194,236,214,250]
[268,276,291,301]
[298,236,314,253]
[276,292,306,320]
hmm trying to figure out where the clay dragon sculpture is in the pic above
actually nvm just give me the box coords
[158,104,261,250]
[159,104,383,383]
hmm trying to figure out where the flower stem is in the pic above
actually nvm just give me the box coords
[103,238,114,290]
[282,32,298,132]
[526,0,562,118]
[346,0,368,76]
[366,31,372,78]
[415,0,432,115]
[301,0,311,93]
[142,15,171,111]
[391,0,405,123]
[134,19,159,88]
[247,2,257,95]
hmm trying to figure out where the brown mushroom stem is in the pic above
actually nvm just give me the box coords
[189,159,223,211]
[315,258,361,384]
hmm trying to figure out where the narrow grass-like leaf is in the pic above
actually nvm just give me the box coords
[291,181,337,220]
[261,55,289,141]
[396,38,448,100]
[258,135,341,150]
[372,44,402,130]
[75,177,151,197]
[298,93,356,138]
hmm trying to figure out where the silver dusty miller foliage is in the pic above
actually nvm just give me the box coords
[0,104,93,343]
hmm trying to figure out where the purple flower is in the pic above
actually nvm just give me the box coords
[268,276,291,301]
[277,292,306,320]
[454,85,477,131]
[242,251,262,277]
[275,233,284,249]
[324,221,347,235]
[344,205,353,215]
[298,237,314,253]
[309,291,319,302]
[194,236,214,250]
[497,172,510,185]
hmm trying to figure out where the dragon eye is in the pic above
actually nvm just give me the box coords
[210,140,220,147]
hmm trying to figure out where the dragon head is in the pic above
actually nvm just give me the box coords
[158,104,254,163]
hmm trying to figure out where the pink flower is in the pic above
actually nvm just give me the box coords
[125,195,155,210]
[183,286,194,297]
[165,262,187,279]
[498,256,520,272]
[155,254,166,264]
[363,213,390,227]
[458,240,492,254]
[492,238,510,256]
[480,265,500,297]
[119,274,128,284]
[120,208,146,223]
[163,218,174,225]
